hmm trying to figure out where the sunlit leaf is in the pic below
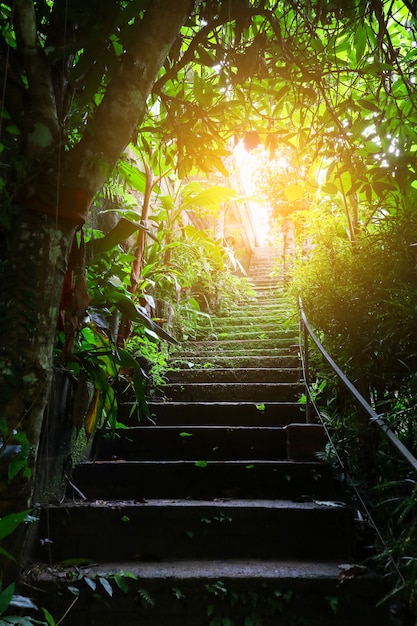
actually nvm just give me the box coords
[284,183,304,201]
[84,389,101,439]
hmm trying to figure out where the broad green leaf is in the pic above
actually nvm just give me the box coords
[357,99,381,113]
[322,182,338,195]
[354,25,367,64]
[0,511,31,542]
[116,297,177,344]
[42,608,56,626]
[113,575,129,593]
[180,186,239,211]
[0,583,15,616]
[118,161,147,193]
[363,140,381,154]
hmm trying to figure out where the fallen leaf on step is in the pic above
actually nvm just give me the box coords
[337,563,368,585]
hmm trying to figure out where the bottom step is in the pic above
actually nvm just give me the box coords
[25,560,391,626]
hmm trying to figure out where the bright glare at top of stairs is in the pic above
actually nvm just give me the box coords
[233,141,272,246]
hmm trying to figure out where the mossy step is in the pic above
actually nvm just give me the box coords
[197,320,295,333]
[165,367,300,383]
[93,425,288,461]
[93,424,326,463]
[193,330,297,342]
[170,347,297,359]
[172,337,298,352]
[196,319,296,331]
[24,560,391,626]
[153,381,303,402]
[227,300,293,310]
[139,400,305,426]
[197,318,296,333]
[71,459,336,500]
[168,355,299,368]
[36,499,354,562]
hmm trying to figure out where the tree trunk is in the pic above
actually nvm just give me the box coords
[0,0,197,572]
[0,210,74,577]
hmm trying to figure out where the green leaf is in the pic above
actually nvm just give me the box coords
[118,161,147,193]
[116,297,177,344]
[195,460,208,468]
[8,457,29,482]
[363,140,381,154]
[179,432,193,438]
[357,99,381,113]
[42,608,56,626]
[354,25,367,64]
[85,218,149,261]
[0,583,15,616]
[0,511,31,542]
[113,575,129,593]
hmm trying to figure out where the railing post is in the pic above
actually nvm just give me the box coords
[303,320,312,424]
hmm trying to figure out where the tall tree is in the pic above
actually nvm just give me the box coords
[0,0,199,519]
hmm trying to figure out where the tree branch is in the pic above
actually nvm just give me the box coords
[14,0,59,152]
[66,0,198,203]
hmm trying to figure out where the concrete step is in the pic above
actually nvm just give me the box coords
[93,425,288,460]
[24,560,391,626]
[228,300,291,311]
[36,499,355,563]
[172,348,298,359]
[140,401,305,426]
[93,424,327,462]
[173,337,298,353]
[71,459,336,501]
[196,320,295,334]
[194,328,297,342]
[154,382,303,402]
[167,355,299,369]
[164,368,300,384]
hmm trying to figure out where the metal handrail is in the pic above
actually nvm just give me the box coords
[298,296,417,475]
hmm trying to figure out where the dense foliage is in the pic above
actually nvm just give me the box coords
[2,0,417,616]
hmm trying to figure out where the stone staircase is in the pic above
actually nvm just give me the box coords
[25,247,391,625]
